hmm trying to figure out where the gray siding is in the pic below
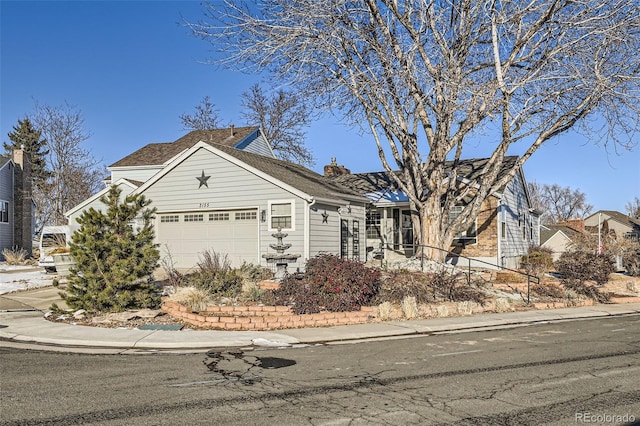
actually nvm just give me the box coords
[66,182,136,233]
[110,166,162,183]
[235,131,274,158]
[499,172,533,268]
[309,203,341,256]
[0,162,14,258]
[139,147,308,270]
[308,202,366,262]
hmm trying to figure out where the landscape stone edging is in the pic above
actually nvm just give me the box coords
[161,295,639,331]
[161,301,377,330]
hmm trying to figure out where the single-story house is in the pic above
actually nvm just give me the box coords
[0,149,33,259]
[584,210,640,242]
[540,223,583,261]
[328,156,541,269]
[66,127,369,273]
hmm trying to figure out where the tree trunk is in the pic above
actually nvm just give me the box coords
[417,196,451,263]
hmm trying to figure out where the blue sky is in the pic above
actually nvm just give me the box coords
[1,0,639,214]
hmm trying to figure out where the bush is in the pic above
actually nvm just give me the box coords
[555,250,614,302]
[61,186,160,313]
[563,279,611,303]
[376,270,433,304]
[239,262,274,282]
[622,244,640,277]
[274,254,381,314]
[187,250,243,298]
[274,275,323,314]
[521,245,554,276]
[2,247,28,265]
[428,270,486,305]
[555,251,614,286]
[531,282,565,299]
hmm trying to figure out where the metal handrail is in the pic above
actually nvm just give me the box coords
[383,243,539,304]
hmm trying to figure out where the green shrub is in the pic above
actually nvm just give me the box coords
[61,186,160,313]
[274,254,381,314]
[239,262,274,281]
[187,250,243,298]
[521,245,554,276]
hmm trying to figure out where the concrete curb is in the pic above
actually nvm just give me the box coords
[1,303,639,352]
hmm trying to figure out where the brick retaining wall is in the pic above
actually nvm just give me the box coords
[162,301,378,330]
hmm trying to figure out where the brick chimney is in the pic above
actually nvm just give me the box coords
[323,157,351,177]
[12,148,33,256]
[561,218,585,233]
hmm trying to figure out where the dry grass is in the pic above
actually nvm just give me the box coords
[2,247,28,265]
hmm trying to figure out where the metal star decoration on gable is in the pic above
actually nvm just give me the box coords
[321,211,329,223]
[197,170,211,188]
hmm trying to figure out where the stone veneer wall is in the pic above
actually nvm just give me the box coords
[162,301,377,330]
[454,196,498,259]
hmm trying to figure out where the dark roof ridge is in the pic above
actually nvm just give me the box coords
[208,142,366,200]
[109,126,259,168]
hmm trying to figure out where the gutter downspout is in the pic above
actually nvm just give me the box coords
[304,197,316,262]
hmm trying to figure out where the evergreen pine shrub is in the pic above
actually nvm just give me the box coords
[60,186,160,312]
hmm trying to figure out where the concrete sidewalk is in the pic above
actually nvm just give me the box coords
[1,286,640,353]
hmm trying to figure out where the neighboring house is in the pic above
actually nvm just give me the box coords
[0,149,33,260]
[584,210,640,242]
[329,156,541,269]
[540,223,583,261]
[66,127,368,272]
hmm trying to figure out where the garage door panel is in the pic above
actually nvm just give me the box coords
[157,209,258,270]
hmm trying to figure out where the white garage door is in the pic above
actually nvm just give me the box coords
[157,209,259,270]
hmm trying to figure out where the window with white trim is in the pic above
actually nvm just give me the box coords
[235,211,257,220]
[160,215,179,223]
[366,210,381,240]
[269,201,293,230]
[209,212,229,221]
[184,213,204,222]
[0,201,8,223]
[448,206,477,244]
[500,207,507,240]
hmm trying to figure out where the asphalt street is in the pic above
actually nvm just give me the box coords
[2,315,639,425]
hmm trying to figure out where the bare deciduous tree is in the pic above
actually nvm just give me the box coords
[31,102,104,228]
[180,96,220,131]
[626,197,640,219]
[241,84,314,166]
[188,0,640,260]
[528,182,593,224]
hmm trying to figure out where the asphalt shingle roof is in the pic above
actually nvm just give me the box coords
[210,143,367,201]
[333,156,520,195]
[109,127,258,168]
[540,224,582,245]
[598,210,640,229]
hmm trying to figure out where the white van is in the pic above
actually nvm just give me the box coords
[38,225,71,272]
